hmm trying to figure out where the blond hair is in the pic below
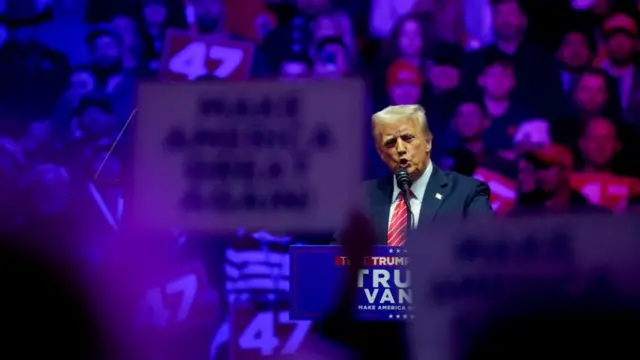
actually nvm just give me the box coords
[372,105,431,135]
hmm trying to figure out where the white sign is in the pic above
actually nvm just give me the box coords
[407,215,640,360]
[133,80,365,232]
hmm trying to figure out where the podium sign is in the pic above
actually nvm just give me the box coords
[290,245,412,321]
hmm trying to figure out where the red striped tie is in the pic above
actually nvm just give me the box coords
[388,194,409,246]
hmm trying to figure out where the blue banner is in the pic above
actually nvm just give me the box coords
[290,245,412,322]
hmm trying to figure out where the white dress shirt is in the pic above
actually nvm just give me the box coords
[389,161,433,230]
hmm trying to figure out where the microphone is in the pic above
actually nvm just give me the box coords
[395,168,413,195]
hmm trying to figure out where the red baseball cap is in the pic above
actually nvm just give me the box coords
[525,144,574,169]
[386,60,423,89]
[603,13,638,36]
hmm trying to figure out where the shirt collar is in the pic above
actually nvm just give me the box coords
[392,161,432,203]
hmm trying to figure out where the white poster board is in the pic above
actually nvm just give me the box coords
[132,80,365,232]
[407,215,640,360]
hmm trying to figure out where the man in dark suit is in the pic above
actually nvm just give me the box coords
[321,104,493,359]
[363,104,493,245]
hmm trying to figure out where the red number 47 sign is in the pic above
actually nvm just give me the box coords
[230,306,313,359]
[160,29,255,82]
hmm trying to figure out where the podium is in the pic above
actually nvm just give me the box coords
[290,245,412,321]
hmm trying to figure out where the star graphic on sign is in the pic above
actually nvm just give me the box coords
[388,314,393,319]
[389,248,394,254]
[396,314,401,319]
[410,314,415,319]
[403,314,408,319]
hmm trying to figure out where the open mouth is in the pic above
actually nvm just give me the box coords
[399,159,409,168]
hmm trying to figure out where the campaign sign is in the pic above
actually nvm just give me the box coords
[135,261,218,331]
[407,215,640,360]
[133,80,365,232]
[290,245,412,321]
[229,306,313,359]
[160,29,254,81]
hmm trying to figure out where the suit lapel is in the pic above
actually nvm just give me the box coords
[418,165,450,227]
[369,175,393,245]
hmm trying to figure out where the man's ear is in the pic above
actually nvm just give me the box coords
[425,132,433,152]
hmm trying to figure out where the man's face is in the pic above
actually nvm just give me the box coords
[389,84,421,105]
[605,32,635,64]
[492,1,527,41]
[20,121,52,154]
[112,16,136,48]
[80,106,117,136]
[193,0,223,33]
[90,35,123,71]
[535,164,564,194]
[398,19,423,58]
[374,117,431,179]
[427,64,460,92]
[67,70,95,102]
[580,118,619,168]
[558,32,592,70]
[453,103,488,139]
[313,16,339,40]
[478,64,515,99]
[314,43,348,77]
[143,2,167,25]
[574,74,608,113]
[517,158,536,193]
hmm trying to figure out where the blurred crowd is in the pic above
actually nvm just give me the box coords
[2,0,640,234]
[2,0,640,357]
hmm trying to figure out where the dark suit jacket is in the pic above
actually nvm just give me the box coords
[322,165,493,359]
[362,165,493,244]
